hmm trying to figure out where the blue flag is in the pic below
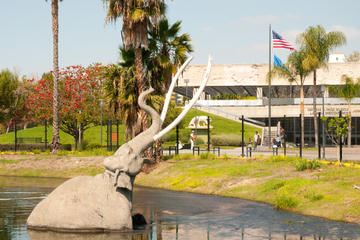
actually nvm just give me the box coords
[274,55,288,71]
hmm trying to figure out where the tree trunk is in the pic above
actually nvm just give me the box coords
[336,145,342,166]
[348,101,352,147]
[313,70,318,148]
[154,139,162,163]
[134,47,152,159]
[300,85,305,148]
[51,0,60,153]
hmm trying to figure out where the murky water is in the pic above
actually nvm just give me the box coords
[1,176,360,239]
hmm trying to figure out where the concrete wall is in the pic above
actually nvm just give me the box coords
[179,62,360,87]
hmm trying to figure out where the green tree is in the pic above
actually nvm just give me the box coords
[104,63,141,140]
[147,18,193,162]
[0,70,19,125]
[147,18,193,93]
[270,50,311,148]
[323,116,349,165]
[297,25,346,148]
[329,75,360,147]
[102,0,164,134]
[346,51,360,62]
[45,0,62,153]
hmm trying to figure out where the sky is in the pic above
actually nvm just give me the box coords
[1,0,360,78]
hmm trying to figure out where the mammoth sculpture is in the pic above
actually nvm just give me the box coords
[188,115,211,128]
[27,55,212,232]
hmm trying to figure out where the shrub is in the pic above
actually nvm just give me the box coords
[57,150,68,156]
[294,159,321,171]
[200,152,215,159]
[162,155,173,161]
[196,138,205,145]
[274,194,298,209]
[304,191,324,202]
[211,134,242,146]
[61,144,72,151]
[85,143,103,150]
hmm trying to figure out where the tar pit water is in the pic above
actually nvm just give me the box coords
[1,176,360,240]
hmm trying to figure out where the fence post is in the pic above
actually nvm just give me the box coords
[339,111,343,163]
[299,114,302,158]
[14,120,17,152]
[176,125,179,155]
[207,116,210,152]
[106,120,109,151]
[241,115,244,157]
[116,120,119,149]
[318,112,321,159]
[110,120,113,151]
[44,119,47,150]
[283,115,286,156]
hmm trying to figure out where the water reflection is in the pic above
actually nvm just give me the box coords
[0,176,360,239]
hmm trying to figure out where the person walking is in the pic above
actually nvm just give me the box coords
[254,131,261,150]
[190,130,196,150]
[280,127,286,147]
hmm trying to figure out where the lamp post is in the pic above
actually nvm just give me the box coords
[78,110,82,146]
[184,79,189,103]
[321,85,326,159]
[100,99,104,145]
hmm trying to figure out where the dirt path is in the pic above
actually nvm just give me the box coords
[0,154,104,170]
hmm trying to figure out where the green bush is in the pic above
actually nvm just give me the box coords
[196,138,205,145]
[57,150,68,156]
[294,159,321,171]
[200,152,215,159]
[61,144,72,151]
[85,142,103,150]
[274,194,298,209]
[162,155,173,161]
[211,134,242,146]
[304,191,324,202]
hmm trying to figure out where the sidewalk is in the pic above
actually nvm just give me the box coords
[169,146,360,161]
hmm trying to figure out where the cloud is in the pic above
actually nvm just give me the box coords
[283,29,302,43]
[239,14,300,25]
[241,15,279,25]
[202,26,214,32]
[236,43,268,56]
[331,25,360,40]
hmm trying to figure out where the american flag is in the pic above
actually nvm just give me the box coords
[272,30,295,50]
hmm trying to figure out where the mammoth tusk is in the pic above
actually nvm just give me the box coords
[154,55,212,141]
[160,56,194,125]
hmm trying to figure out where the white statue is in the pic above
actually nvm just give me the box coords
[189,115,211,128]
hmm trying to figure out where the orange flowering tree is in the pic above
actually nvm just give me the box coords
[26,63,104,146]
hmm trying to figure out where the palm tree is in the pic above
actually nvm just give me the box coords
[147,18,193,162]
[270,50,311,148]
[329,75,360,147]
[45,0,62,153]
[297,25,346,148]
[104,63,142,140]
[102,0,164,134]
[147,18,193,92]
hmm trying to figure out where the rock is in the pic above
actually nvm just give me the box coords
[27,173,132,232]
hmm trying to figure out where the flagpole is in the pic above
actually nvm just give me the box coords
[268,24,272,147]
